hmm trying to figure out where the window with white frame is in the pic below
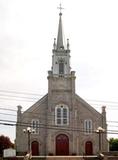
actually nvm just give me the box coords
[55,104,69,125]
[31,119,39,134]
[84,119,92,134]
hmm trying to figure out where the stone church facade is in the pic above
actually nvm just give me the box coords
[16,9,108,156]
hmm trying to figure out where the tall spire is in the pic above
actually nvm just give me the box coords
[57,4,65,50]
[51,4,71,76]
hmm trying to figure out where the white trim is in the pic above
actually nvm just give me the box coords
[84,119,92,134]
[55,104,69,125]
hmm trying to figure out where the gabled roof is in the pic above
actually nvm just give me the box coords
[22,93,101,118]
[75,94,101,116]
[22,94,48,115]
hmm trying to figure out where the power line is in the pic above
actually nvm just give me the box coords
[89,103,118,108]
[108,121,118,124]
[0,89,118,106]
[0,113,16,117]
[0,119,118,134]
[1,95,118,109]
[86,99,118,105]
[0,108,118,126]
[0,107,17,112]
[108,125,118,128]
[0,97,36,102]
[0,89,42,96]
[0,117,118,134]
[1,105,118,114]
[0,93,39,100]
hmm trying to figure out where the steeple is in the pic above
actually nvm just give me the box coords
[51,4,71,76]
[57,12,65,50]
[48,5,76,94]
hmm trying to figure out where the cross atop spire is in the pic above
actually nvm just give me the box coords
[57,4,64,50]
[57,3,64,15]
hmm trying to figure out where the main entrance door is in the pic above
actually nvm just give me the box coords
[31,141,39,156]
[56,134,69,155]
[85,141,93,155]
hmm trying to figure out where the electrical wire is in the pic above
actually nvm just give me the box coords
[0,89,118,107]
[0,119,118,134]
[0,89,42,96]
[0,93,38,100]
[0,108,118,127]
[0,89,118,135]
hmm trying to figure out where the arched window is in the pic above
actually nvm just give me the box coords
[57,107,61,124]
[31,119,39,134]
[55,104,69,125]
[59,59,64,75]
[84,119,92,134]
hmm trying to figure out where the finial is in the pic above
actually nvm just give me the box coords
[67,39,70,50]
[57,3,64,15]
[53,38,56,49]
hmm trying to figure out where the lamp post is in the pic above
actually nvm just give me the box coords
[23,127,35,153]
[96,126,105,153]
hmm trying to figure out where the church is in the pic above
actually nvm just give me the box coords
[16,7,108,156]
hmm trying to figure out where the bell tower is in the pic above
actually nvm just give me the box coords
[52,5,71,76]
[48,5,76,94]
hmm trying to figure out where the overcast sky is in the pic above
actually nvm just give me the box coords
[0,0,118,142]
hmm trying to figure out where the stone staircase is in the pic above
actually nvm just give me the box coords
[3,155,118,160]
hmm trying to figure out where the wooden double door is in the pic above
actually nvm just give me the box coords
[56,134,69,155]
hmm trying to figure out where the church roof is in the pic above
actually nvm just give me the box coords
[22,93,101,118]
[22,94,48,115]
[75,94,101,116]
